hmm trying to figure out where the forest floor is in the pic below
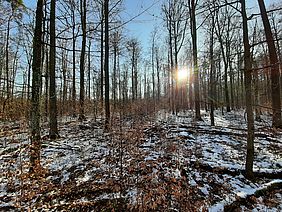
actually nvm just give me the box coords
[0,110,282,211]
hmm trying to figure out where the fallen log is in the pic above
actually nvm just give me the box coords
[188,161,282,179]
[224,181,282,211]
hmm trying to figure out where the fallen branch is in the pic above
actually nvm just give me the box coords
[224,180,282,211]
[188,161,282,179]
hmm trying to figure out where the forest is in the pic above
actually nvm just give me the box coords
[0,0,282,211]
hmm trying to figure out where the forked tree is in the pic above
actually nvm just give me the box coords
[241,0,255,179]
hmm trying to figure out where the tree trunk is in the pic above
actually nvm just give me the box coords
[131,45,135,100]
[62,51,68,115]
[100,4,104,107]
[71,1,76,117]
[44,50,49,120]
[104,0,110,129]
[169,19,174,114]
[49,0,59,139]
[79,0,86,120]
[134,55,138,100]
[189,0,201,120]
[156,50,160,101]
[173,23,179,114]
[88,40,91,100]
[241,0,255,180]
[209,15,215,126]
[5,15,12,101]
[258,0,282,128]
[30,0,43,172]
[113,37,117,109]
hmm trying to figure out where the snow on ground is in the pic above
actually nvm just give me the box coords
[0,110,281,211]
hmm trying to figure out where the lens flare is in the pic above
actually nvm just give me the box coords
[177,68,189,81]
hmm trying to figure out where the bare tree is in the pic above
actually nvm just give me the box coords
[188,0,202,120]
[79,0,87,120]
[163,0,187,114]
[258,0,282,128]
[70,0,77,117]
[241,0,255,179]
[127,39,140,101]
[104,0,110,129]
[49,0,59,138]
[30,0,43,171]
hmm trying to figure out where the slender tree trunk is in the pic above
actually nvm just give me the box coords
[72,2,76,117]
[229,62,234,110]
[131,47,135,100]
[11,47,19,99]
[241,0,255,180]
[44,50,49,120]
[30,0,43,172]
[100,4,104,107]
[254,68,261,121]
[88,40,91,100]
[49,0,59,139]
[189,62,193,110]
[134,56,138,100]
[27,56,31,101]
[104,0,110,129]
[189,0,201,120]
[79,0,86,120]
[113,40,117,109]
[209,17,215,126]
[169,20,174,114]
[62,51,68,115]
[156,50,160,101]
[173,25,178,114]
[5,15,12,101]
[152,35,155,100]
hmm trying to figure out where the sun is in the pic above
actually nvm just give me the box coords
[177,68,189,82]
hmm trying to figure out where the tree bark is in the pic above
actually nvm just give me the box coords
[71,0,76,117]
[189,0,201,120]
[30,0,43,172]
[100,3,104,107]
[241,0,255,180]
[104,0,110,129]
[49,0,59,139]
[79,0,86,121]
[209,9,215,126]
[258,0,282,128]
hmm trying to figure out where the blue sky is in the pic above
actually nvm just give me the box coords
[121,0,163,49]
[121,0,280,56]
[23,0,280,55]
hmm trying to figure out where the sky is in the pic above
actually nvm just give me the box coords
[22,0,280,56]
[121,0,281,58]
[121,0,163,51]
